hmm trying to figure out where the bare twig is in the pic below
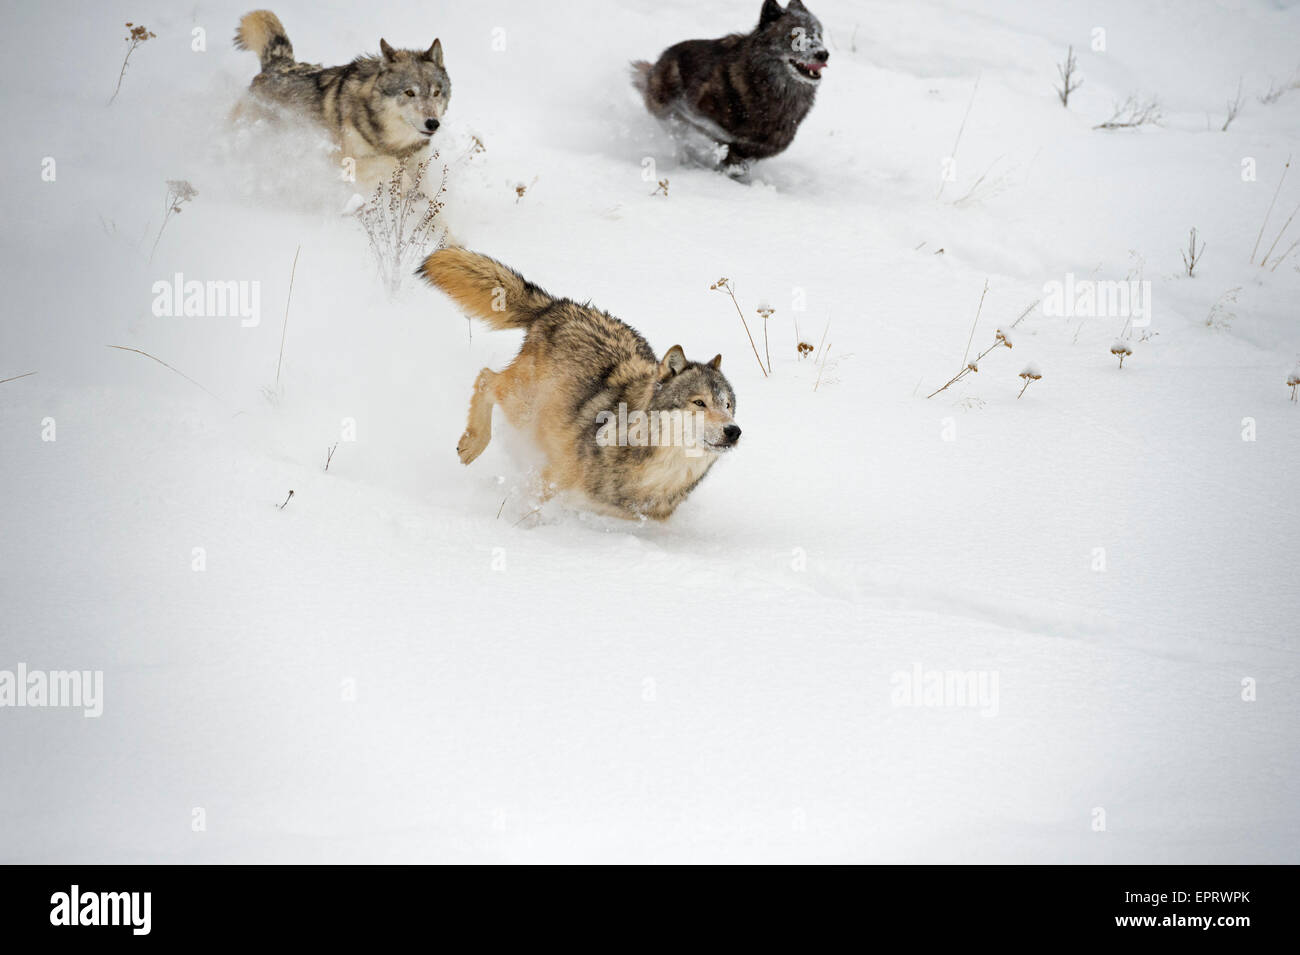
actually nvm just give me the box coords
[1221,79,1244,131]
[0,372,38,386]
[1259,72,1300,105]
[1181,227,1205,277]
[357,155,448,296]
[324,442,338,472]
[1009,298,1041,329]
[278,490,295,510]
[1056,46,1083,107]
[1093,96,1162,130]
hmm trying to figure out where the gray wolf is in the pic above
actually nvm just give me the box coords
[418,249,741,520]
[234,10,450,177]
[633,0,827,179]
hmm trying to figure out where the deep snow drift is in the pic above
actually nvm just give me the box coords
[1,0,1297,862]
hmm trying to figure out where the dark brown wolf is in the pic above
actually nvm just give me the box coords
[633,0,828,178]
[419,250,741,520]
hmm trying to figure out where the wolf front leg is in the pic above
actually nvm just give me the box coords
[458,368,498,464]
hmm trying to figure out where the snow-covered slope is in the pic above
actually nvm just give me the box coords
[1,0,1297,862]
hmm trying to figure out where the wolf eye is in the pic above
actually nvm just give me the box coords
[404,89,416,97]
[433,87,442,97]
[692,399,707,408]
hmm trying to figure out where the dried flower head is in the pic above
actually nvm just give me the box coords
[166,179,197,208]
[1016,361,1042,399]
[125,23,156,43]
[1110,338,1133,368]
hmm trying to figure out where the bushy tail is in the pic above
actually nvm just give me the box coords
[630,60,652,96]
[233,10,294,72]
[418,249,557,330]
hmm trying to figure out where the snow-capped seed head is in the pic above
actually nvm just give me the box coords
[1110,339,1133,356]
[995,328,1013,348]
[967,361,979,373]
[166,179,197,202]
[756,299,773,315]
[1287,365,1300,387]
[1019,362,1042,380]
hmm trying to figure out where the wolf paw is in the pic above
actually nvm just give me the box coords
[457,429,489,464]
[722,160,753,184]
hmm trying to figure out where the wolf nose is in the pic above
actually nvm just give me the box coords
[424,118,440,132]
[723,424,741,443]
[813,50,829,63]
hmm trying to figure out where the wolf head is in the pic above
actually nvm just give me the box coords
[373,38,451,149]
[653,347,741,454]
[753,0,828,87]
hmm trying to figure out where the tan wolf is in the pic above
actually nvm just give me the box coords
[418,250,742,520]
[233,10,450,181]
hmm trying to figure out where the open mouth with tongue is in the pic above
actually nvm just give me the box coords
[788,58,826,81]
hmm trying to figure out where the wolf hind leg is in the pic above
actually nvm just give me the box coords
[458,368,498,464]
[664,111,730,170]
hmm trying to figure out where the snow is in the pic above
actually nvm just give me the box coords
[1,0,1298,863]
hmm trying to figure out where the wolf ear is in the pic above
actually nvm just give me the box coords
[379,38,398,61]
[759,0,785,28]
[424,38,444,66]
[708,354,723,370]
[788,0,808,11]
[659,345,688,378]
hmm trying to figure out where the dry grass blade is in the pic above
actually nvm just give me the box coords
[106,345,222,402]
[1250,155,1290,264]
[276,245,301,389]
[710,278,768,377]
